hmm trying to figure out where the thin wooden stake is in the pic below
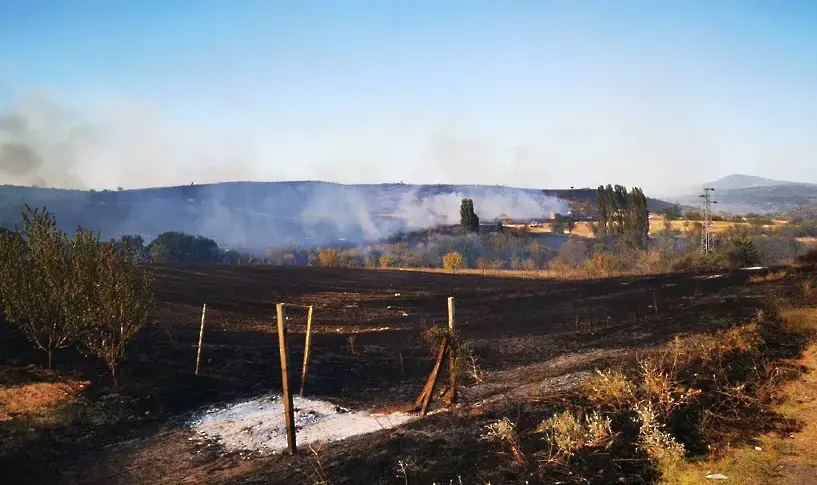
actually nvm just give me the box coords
[195,303,207,376]
[299,305,314,396]
[447,297,457,404]
[276,303,297,454]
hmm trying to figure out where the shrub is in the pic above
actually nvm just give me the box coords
[482,417,526,467]
[442,251,465,270]
[584,369,637,409]
[537,410,614,461]
[318,248,341,267]
[753,235,803,265]
[378,254,396,268]
[727,238,761,268]
[795,248,817,268]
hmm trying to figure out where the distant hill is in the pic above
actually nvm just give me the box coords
[703,174,814,191]
[669,174,817,214]
[0,182,674,251]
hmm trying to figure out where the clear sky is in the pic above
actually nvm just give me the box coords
[1,0,816,194]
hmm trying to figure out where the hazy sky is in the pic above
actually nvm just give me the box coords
[1,0,816,195]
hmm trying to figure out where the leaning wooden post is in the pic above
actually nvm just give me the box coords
[447,296,457,404]
[276,303,297,454]
[195,303,207,376]
[299,305,314,396]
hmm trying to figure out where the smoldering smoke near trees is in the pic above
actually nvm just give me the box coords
[0,92,570,249]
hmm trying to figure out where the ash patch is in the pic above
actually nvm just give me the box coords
[188,394,414,455]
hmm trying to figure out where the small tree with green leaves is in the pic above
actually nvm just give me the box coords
[727,238,761,268]
[0,206,83,368]
[80,237,154,385]
[459,198,480,233]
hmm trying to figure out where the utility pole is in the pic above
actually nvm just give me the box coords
[699,188,717,253]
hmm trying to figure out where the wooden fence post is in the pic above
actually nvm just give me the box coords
[299,305,314,396]
[195,303,207,375]
[447,296,457,403]
[276,303,297,454]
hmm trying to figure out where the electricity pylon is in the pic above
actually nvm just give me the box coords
[699,188,717,253]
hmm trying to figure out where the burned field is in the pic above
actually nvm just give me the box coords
[0,265,808,484]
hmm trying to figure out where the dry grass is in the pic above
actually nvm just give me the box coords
[484,300,817,482]
[779,307,817,339]
[0,379,88,421]
[749,270,789,284]
[649,219,787,236]
[663,340,817,485]
[378,266,560,279]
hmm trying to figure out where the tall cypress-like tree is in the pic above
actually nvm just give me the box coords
[595,185,650,247]
[596,185,611,236]
[459,198,480,233]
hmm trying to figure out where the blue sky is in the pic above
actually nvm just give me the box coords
[1,0,816,194]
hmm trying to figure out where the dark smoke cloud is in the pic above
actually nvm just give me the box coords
[0,92,86,188]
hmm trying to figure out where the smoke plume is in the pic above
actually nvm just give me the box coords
[0,91,569,250]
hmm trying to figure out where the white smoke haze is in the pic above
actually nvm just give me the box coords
[0,90,269,190]
[394,189,567,228]
[0,90,570,249]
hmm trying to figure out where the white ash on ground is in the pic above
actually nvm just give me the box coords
[188,394,415,455]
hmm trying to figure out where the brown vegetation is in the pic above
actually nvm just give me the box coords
[0,379,88,422]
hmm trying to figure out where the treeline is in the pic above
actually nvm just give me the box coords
[114,232,250,265]
[265,230,557,270]
[259,188,815,276]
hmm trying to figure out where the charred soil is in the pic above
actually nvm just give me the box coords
[0,265,810,484]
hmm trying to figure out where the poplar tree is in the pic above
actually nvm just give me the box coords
[594,185,650,248]
[459,198,480,233]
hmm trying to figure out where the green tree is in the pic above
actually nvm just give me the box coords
[595,185,650,248]
[0,207,81,368]
[148,231,220,264]
[459,198,480,233]
[728,238,761,268]
[550,214,567,234]
[80,238,154,385]
[628,187,649,249]
[117,234,148,262]
[662,204,683,220]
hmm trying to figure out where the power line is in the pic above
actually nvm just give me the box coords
[699,188,717,253]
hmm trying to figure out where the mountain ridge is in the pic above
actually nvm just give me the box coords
[669,174,817,214]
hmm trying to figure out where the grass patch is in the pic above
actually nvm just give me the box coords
[665,340,817,484]
[749,270,789,284]
[481,279,817,483]
[0,379,89,422]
